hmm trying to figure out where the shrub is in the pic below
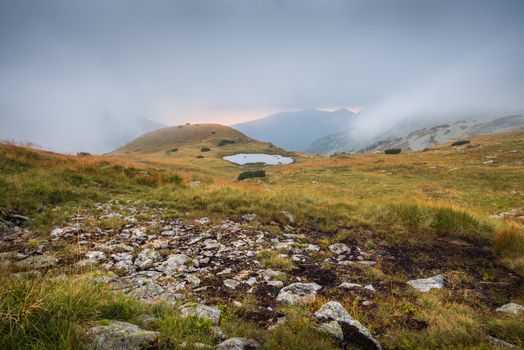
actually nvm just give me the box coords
[76,152,91,157]
[200,147,210,152]
[384,148,402,154]
[217,139,235,147]
[237,170,266,181]
[196,155,204,159]
[451,140,470,146]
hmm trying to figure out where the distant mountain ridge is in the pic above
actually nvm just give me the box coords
[233,108,356,151]
[306,114,524,154]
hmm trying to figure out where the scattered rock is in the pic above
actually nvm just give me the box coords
[86,251,107,261]
[15,254,58,269]
[276,282,322,304]
[134,248,161,268]
[179,303,221,325]
[85,320,159,350]
[487,336,516,349]
[281,211,295,224]
[0,221,16,239]
[496,303,524,316]
[328,243,350,255]
[224,279,240,289]
[158,254,190,274]
[339,282,362,289]
[314,301,382,350]
[216,338,261,350]
[241,213,257,222]
[407,274,444,292]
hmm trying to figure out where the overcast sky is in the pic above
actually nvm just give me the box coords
[1,0,523,151]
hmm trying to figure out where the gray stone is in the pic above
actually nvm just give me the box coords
[158,254,190,274]
[407,275,444,292]
[216,338,261,350]
[0,221,15,239]
[267,280,284,288]
[86,251,107,261]
[318,321,344,340]
[328,243,351,255]
[281,211,295,224]
[487,336,516,349]
[241,213,257,222]
[179,303,221,325]
[314,301,382,350]
[134,248,161,267]
[15,254,58,269]
[186,274,201,286]
[85,320,159,350]
[496,303,524,316]
[224,279,240,289]
[276,282,322,304]
[339,282,362,289]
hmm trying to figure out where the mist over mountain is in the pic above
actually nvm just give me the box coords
[307,114,524,154]
[0,115,164,154]
[234,109,356,151]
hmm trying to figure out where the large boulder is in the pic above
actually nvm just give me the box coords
[406,275,444,292]
[314,301,382,350]
[216,338,261,350]
[276,282,321,304]
[85,320,159,350]
[179,303,221,325]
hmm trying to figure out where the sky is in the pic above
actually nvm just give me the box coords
[1,0,523,152]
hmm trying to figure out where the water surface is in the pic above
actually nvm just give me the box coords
[223,153,294,165]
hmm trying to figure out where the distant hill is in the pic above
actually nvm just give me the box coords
[306,114,524,154]
[112,123,268,154]
[233,108,356,151]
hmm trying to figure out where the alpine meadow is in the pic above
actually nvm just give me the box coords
[1,1,524,350]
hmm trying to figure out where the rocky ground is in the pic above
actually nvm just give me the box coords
[1,202,523,349]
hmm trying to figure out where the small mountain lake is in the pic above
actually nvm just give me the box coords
[223,153,294,165]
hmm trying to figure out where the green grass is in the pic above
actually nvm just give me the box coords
[0,274,144,350]
[1,132,524,349]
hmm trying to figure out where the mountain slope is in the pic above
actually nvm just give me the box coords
[112,123,268,154]
[233,108,355,151]
[307,114,524,154]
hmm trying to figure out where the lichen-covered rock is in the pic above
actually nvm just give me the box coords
[314,301,382,350]
[216,338,261,350]
[134,248,161,268]
[496,303,524,315]
[406,274,444,292]
[224,279,240,289]
[318,321,344,340]
[85,320,159,350]
[328,243,350,255]
[179,303,221,325]
[158,254,190,275]
[15,254,58,269]
[276,282,321,304]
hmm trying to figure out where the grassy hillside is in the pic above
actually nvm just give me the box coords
[113,123,272,154]
[1,131,523,349]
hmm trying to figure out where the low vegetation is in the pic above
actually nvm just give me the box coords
[384,148,402,154]
[237,169,266,181]
[451,140,470,146]
[1,131,523,349]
